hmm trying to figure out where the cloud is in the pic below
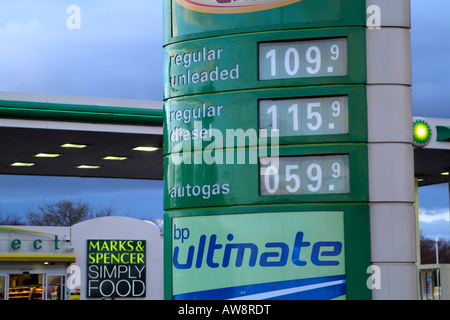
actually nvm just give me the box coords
[418,208,450,240]
[0,0,163,100]
[418,184,449,210]
[0,19,40,36]
[419,208,450,223]
[417,182,449,240]
[411,1,450,118]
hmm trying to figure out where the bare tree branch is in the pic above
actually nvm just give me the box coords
[25,199,115,226]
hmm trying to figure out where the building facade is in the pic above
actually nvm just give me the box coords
[0,216,163,300]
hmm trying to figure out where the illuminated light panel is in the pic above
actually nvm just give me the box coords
[132,146,158,152]
[76,165,100,169]
[103,156,128,161]
[10,162,35,167]
[34,153,61,158]
[61,143,87,149]
[441,172,449,176]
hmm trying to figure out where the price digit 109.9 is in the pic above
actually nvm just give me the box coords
[266,44,338,76]
[259,38,347,80]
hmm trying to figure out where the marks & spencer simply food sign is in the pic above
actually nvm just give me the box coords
[87,240,146,298]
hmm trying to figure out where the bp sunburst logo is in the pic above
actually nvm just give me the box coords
[412,119,432,147]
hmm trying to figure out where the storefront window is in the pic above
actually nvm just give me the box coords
[1,274,66,300]
[0,276,5,300]
[46,276,64,300]
[8,274,43,300]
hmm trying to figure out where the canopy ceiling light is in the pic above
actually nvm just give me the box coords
[10,162,35,167]
[61,143,87,148]
[34,153,61,158]
[102,156,128,160]
[76,165,100,169]
[132,146,158,152]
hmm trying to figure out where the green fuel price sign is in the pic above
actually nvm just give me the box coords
[259,38,347,80]
[164,0,375,301]
[164,144,368,209]
[164,28,366,99]
[163,86,366,154]
[260,155,349,196]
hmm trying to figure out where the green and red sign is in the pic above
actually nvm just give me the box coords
[165,0,366,42]
[164,144,368,209]
[173,0,303,14]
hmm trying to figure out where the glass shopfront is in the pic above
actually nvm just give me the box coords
[0,272,65,300]
[0,217,164,300]
[9,274,43,300]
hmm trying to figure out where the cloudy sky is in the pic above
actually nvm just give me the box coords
[0,0,164,221]
[0,0,162,100]
[0,0,449,239]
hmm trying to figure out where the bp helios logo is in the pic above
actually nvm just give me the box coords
[412,118,432,147]
[174,0,302,13]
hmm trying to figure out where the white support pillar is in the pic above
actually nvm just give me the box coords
[366,0,418,299]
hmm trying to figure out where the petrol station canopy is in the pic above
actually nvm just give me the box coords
[413,117,450,186]
[0,92,163,180]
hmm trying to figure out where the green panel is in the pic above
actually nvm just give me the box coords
[164,27,366,99]
[163,85,367,154]
[163,0,372,302]
[164,144,368,209]
[436,126,450,142]
[164,204,371,300]
[164,0,366,44]
[343,205,372,300]
[0,100,163,126]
